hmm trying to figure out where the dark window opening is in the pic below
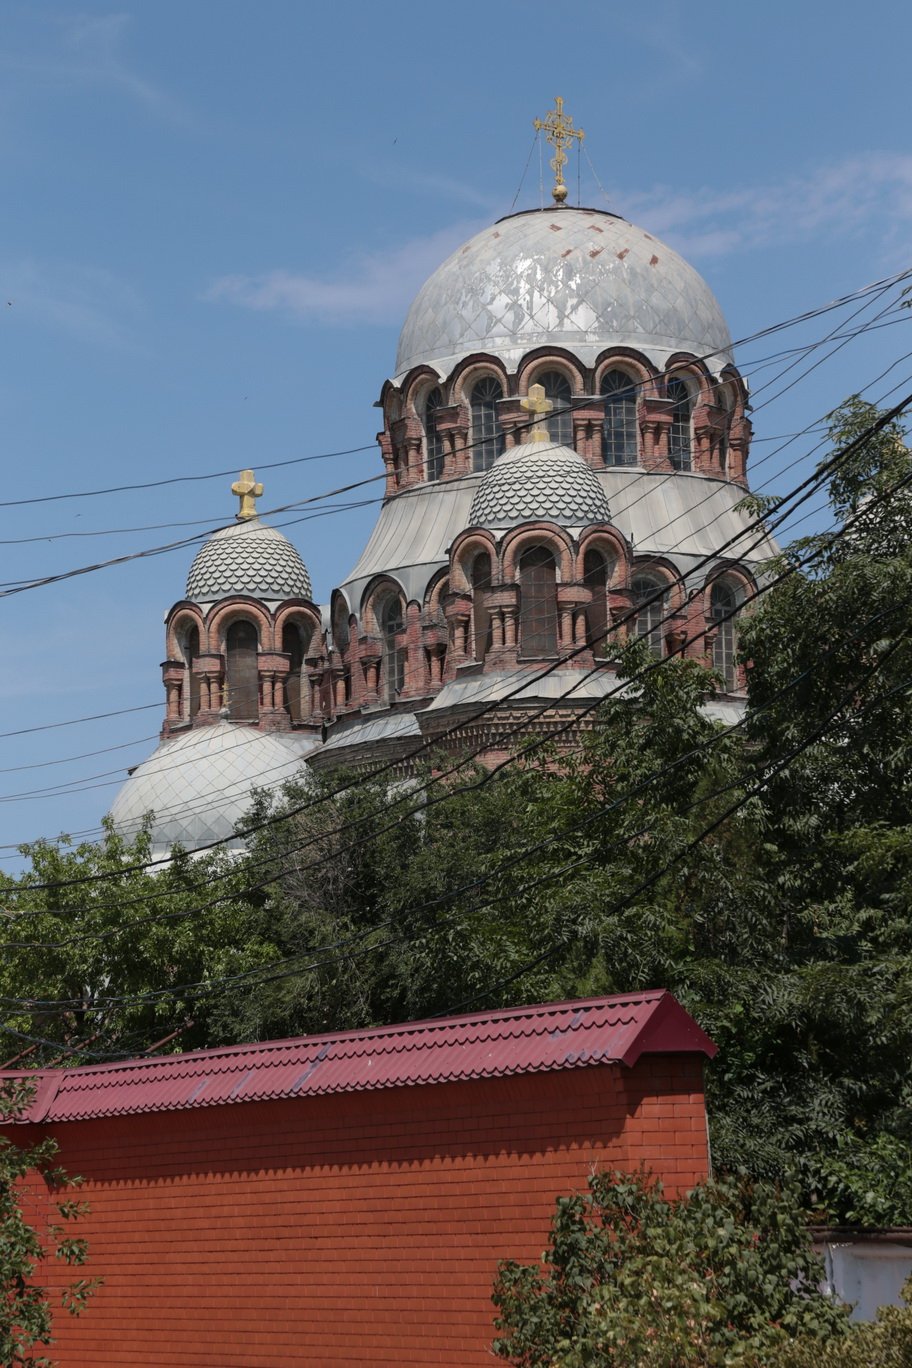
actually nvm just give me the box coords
[226,620,259,720]
[583,550,610,658]
[537,371,574,447]
[519,547,558,657]
[471,376,505,472]
[601,369,638,466]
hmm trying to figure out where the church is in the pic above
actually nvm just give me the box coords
[109,101,775,860]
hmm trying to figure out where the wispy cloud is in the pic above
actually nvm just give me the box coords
[623,153,912,261]
[1,259,141,346]
[0,12,190,125]
[207,220,487,326]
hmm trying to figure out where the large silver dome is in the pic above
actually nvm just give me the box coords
[186,517,312,604]
[108,721,319,859]
[469,440,612,531]
[395,207,733,381]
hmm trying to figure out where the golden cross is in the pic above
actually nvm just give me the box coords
[534,96,584,205]
[231,468,264,521]
[520,383,554,443]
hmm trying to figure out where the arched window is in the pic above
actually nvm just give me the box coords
[226,620,259,720]
[519,547,558,657]
[184,625,201,720]
[583,550,611,658]
[424,387,445,482]
[381,596,406,704]
[667,378,692,471]
[711,580,741,691]
[471,552,492,663]
[601,369,638,466]
[631,574,667,657]
[471,376,504,472]
[282,622,312,724]
[537,371,573,447]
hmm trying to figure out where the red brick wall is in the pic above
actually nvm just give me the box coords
[15,1055,708,1367]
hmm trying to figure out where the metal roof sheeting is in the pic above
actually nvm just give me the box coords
[6,992,714,1124]
[394,207,733,383]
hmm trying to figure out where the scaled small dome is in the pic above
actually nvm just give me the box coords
[186,517,312,604]
[395,207,732,382]
[469,440,612,530]
[108,721,319,860]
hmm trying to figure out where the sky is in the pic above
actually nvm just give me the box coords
[2,0,912,866]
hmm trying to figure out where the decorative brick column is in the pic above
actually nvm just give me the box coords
[443,593,472,668]
[257,651,291,731]
[640,397,674,473]
[161,659,185,731]
[193,654,224,723]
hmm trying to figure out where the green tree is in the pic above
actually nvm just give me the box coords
[491,1169,850,1367]
[0,1080,98,1367]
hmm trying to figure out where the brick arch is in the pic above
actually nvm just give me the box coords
[360,575,407,635]
[593,348,658,396]
[702,561,756,608]
[449,529,499,593]
[423,568,450,621]
[449,354,509,405]
[165,602,206,662]
[274,603,321,654]
[402,366,447,414]
[576,528,630,586]
[500,524,575,583]
[330,588,355,655]
[664,355,716,406]
[629,557,685,612]
[205,598,275,654]
[516,349,586,395]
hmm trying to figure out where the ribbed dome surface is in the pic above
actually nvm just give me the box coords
[186,518,312,603]
[108,721,319,859]
[395,207,732,381]
[469,440,612,529]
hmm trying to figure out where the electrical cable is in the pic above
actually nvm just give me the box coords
[5,386,909,896]
[5,442,909,956]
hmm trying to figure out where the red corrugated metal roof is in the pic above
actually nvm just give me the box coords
[2,991,715,1124]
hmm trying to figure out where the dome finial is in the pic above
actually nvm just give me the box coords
[520,383,554,443]
[533,96,584,205]
[231,468,264,522]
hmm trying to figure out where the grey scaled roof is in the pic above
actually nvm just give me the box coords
[469,440,612,530]
[185,517,312,604]
[108,721,319,860]
[394,207,733,382]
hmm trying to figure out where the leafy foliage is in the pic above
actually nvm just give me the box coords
[491,1169,850,1367]
[1,398,911,1224]
[0,1081,98,1367]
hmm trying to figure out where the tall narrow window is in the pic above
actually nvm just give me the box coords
[226,620,259,720]
[185,625,201,720]
[471,377,504,472]
[283,623,311,724]
[424,387,445,482]
[381,596,406,704]
[601,369,638,466]
[667,378,692,471]
[631,575,667,657]
[711,580,740,691]
[519,547,558,657]
[583,550,611,658]
[471,552,492,663]
[537,371,573,447]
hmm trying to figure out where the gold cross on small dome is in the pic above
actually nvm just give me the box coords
[231,469,264,521]
[533,96,584,205]
[521,383,554,443]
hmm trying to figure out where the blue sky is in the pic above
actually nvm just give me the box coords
[2,0,912,862]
